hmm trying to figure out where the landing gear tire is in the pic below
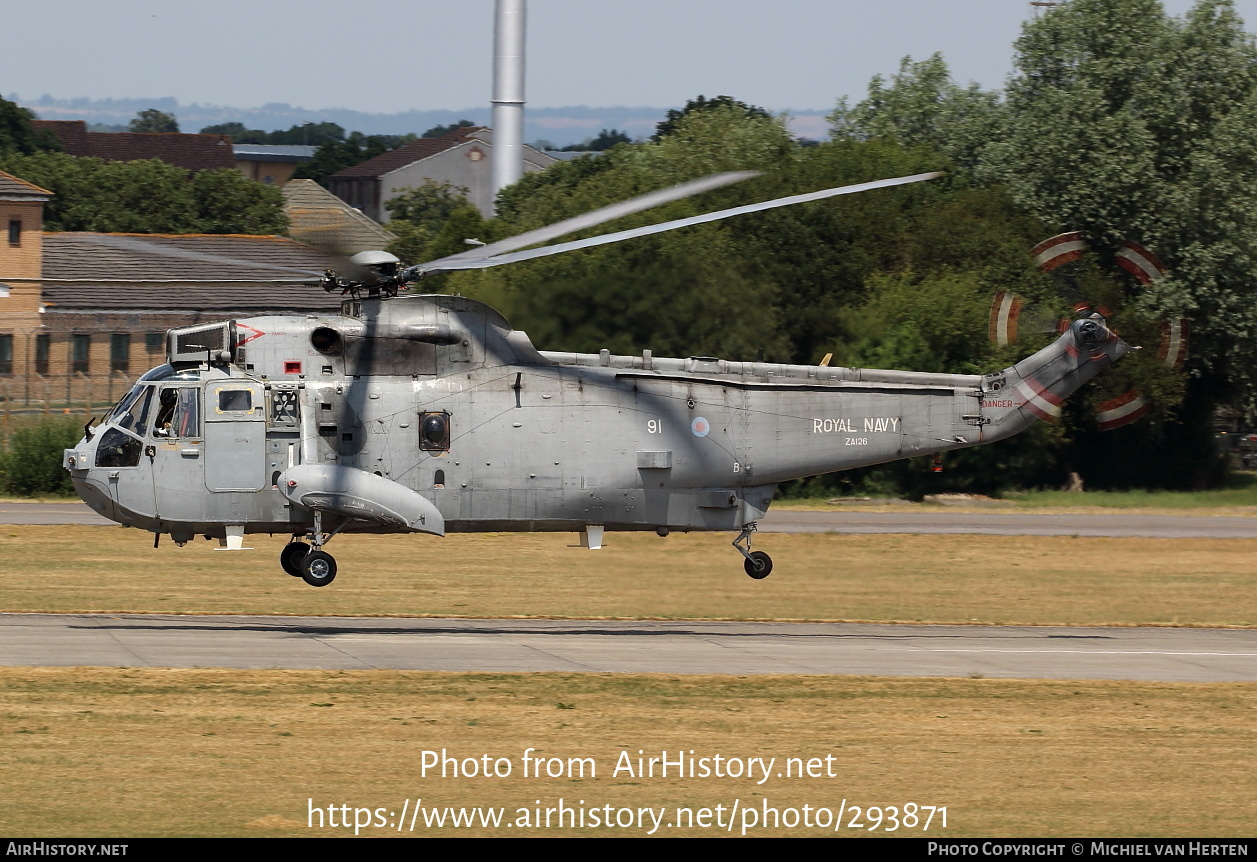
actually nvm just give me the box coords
[280,541,310,577]
[744,551,773,579]
[301,550,337,587]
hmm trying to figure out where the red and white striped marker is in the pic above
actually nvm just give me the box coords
[1115,240,1167,285]
[1030,231,1087,272]
[1158,318,1189,369]
[1096,390,1151,431]
[989,291,1022,347]
[1014,375,1064,422]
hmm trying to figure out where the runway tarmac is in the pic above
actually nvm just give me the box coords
[5,501,1257,537]
[4,503,1253,682]
[3,613,1254,682]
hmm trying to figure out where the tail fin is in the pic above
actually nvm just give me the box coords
[981,315,1129,442]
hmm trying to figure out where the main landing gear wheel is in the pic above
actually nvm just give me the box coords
[744,551,773,580]
[301,551,337,587]
[733,523,772,579]
[280,541,310,577]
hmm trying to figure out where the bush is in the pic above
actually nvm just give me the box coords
[0,418,83,496]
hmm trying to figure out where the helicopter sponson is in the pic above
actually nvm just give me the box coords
[63,288,1127,587]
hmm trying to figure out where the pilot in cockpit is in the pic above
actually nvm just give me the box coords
[153,388,177,437]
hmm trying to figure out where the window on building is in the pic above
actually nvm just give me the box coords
[72,334,90,374]
[7,220,19,247]
[34,334,49,375]
[0,334,12,375]
[110,334,130,374]
[145,332,165,353]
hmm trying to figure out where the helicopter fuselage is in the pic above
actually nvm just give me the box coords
[63,291,1126,582]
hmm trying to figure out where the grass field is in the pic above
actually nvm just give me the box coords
[2,521,1254,838]
[0,525,1254,626]
[1,668,1253,838]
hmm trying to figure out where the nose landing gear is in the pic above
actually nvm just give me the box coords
[733,523,773,579]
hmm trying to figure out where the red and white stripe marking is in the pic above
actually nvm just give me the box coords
[1096,390,1150,430]
[1158,318,1189,368]
[1115,240,1167,285]
[989,291,1022,346]
[1013,375,1063,422]
[1031,231,1087,272]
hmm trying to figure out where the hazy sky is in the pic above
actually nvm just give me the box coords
[7,0,1257,114]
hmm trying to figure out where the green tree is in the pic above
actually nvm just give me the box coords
[294,131,416,185]
[0,150,287,234]
[421,120,475,138]
[561,129,632,152]
[829,53,1004,170]
[0,418,82,496]
[267,122,347,146]
[384,180,474,264]
[979,0,1257,417]
[0,93,59,156]
[199,122,269,143]
[129,109,179,133]
[652,95,773,141]
[190,168,288,234]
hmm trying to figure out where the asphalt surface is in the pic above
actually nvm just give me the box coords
[6,500,1257,537]
[2,613,1253,681]
[4,502,1253,682]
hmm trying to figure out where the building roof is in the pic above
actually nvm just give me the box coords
[0,170,52,199]
[329,127,490,179]
[282,179,394,256]
[32,120,236,171]
[233,144,317,162]
[40,232,341,312]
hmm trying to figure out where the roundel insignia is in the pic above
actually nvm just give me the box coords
[690,417,711,437]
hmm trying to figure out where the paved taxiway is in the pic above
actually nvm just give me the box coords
[4,503,1253,681]
[2,613,1254,682]
[5,501,1257,537]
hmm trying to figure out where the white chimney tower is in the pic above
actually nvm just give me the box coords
[492,0,526,209]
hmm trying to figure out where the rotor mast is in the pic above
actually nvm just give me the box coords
[491,0,526,210]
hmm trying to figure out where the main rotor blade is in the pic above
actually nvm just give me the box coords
[423,170,760,268]
[74,234,328,278]
[419,172,941,274]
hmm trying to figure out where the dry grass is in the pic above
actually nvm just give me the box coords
[0,668,1253,837]
[0,526,1254,626]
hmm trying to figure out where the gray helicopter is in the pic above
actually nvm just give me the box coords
[62,171,1129,586]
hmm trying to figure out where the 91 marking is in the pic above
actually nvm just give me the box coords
[646,419,663,434]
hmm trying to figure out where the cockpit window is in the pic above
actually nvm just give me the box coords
[154,387,200,438]
[94,427,142,468]
[106,384,144,426]
[111,385,154,435]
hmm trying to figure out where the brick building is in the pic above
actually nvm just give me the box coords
[0,170,340,408]
[31,120,236,171]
